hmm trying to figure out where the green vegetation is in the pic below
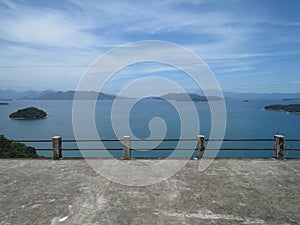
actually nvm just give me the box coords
[9,107,47,119]
[264,104,300,114]
[0,135,41,158]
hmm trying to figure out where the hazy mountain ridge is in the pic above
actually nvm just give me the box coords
[0,89,118,100]
[23,91,118,100]
[0,89,55,100]
[0,89,300,101]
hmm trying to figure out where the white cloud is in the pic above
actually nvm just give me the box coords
[215,66,255,74]
[0,0,299,92]
[0,8,100,48]
[0,0,17,9]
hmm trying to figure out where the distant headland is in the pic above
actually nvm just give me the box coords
[9,107,47,119]
[150,93,223,102]
[264,104,300,114]
[282,98,300,101]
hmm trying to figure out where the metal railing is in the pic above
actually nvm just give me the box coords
[3,135,300,159]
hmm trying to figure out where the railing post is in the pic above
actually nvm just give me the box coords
[274,135,284,160]
[197,135,205,159]
[123,136,131,160]
[52,136,62,160]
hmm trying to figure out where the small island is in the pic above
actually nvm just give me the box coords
[264,104,300,114]
[9,107,47,119]
[0,102,9,105]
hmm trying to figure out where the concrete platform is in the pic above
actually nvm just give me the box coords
[0,159,299,225]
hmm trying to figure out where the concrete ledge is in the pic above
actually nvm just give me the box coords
[0,159,299,225]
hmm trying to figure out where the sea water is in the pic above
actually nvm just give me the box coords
[0,98,299,158]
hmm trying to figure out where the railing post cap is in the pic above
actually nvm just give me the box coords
[123,136,131,138]
[52,136,61,139]
[274,135,284,138]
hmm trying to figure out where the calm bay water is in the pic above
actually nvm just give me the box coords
[0,99,299,158]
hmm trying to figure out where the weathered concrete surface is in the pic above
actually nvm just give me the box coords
[0,159,299,225]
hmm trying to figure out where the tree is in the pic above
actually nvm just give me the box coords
[0,135,41,158]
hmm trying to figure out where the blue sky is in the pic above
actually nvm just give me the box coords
[0,0,300,93]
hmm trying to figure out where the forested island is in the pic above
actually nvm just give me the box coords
[9,107,47,119]
[264,104,300,114]
[0,135,41,158]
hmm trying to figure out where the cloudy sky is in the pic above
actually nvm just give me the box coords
[0,0,300,93]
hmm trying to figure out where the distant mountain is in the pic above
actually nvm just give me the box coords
[36,91,76,100]
[18,90,56,100]
[0,89,55,100]
[28,91,119,100]
[1,89,300,101]
[0,89,129,100]
[0,89,22,99]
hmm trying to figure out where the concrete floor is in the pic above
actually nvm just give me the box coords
[0,159,299,225]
